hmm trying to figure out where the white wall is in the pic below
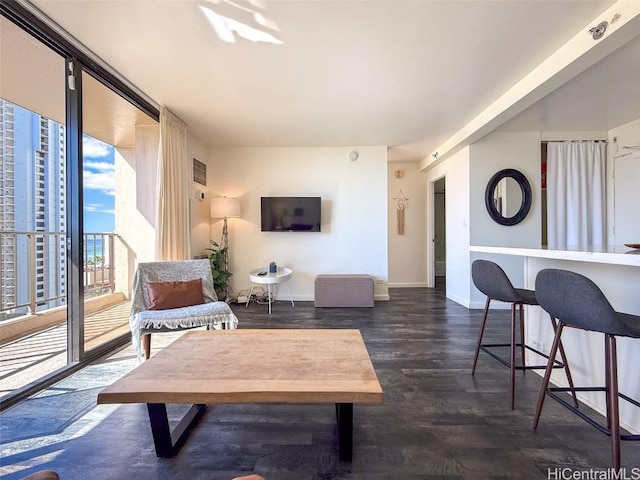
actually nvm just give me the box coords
[188,132,212,256]
[424,147,471,306]
[468,132,542,307]
[201,146,389,301]
[114,125,159,297]
[469,132,542,247]
[608,118,640,245]
[423,133,542,308]
[388,162,427,287]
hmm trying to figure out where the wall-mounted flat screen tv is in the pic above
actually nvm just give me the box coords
[261,197,321,232]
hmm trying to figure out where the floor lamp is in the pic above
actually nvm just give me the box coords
[210,196,241,297]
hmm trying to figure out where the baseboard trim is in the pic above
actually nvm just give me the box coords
[388,282,428,288]
[446,293,470,308]
[468,300,511,310]
[271,294,391,302]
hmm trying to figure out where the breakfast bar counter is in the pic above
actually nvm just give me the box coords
[470,244,640,267]
[470,244,640,434]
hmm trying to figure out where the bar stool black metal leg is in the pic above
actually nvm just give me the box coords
[604,335,612,431]
[472,297,491,375]
[606,334,621,470]
[510,303,517,409]
[534,322,564,428]
[550,316,578,409]
[519,303,526,373]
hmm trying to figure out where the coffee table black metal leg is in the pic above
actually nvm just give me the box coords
[146,403,206,458]
[336,403,353,461]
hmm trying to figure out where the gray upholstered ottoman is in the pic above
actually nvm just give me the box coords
[314,274,374,307]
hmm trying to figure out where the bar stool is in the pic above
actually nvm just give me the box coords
[534,268,640,469]
[471,259,576,409]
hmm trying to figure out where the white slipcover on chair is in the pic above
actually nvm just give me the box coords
[129,259,238,360]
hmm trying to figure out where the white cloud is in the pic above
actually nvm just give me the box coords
[84,160,115,172]
[84,170,115,196]
[84,203,114,215]
[83,159,115,195]
[83,136,111,158]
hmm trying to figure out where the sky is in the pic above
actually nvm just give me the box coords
[83,135,115,233]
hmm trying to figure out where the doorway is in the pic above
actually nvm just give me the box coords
[432,177,446,290]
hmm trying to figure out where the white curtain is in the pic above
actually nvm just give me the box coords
[155,107,191,260]
[546,141,606,249]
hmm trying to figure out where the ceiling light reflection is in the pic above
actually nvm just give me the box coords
[199,5,283,44]
[254,12,279,31]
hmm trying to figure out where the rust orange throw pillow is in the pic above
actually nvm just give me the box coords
[146,279,205,310]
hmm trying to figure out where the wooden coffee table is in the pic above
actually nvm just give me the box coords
[97,329,383,460]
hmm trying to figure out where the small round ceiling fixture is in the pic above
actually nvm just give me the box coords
[589,21,608,40]
[349,150,359,161]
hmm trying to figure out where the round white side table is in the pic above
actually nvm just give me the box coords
[247,267,295,314]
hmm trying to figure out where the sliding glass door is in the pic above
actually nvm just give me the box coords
[81,71,158,354]
[0,3,159,407]
[0,16,69,397]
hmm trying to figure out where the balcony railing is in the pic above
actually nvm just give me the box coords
[0,231,117,319]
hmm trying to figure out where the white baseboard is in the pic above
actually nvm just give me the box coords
[387,282,428,288]
[270,294,391,302]
[446,292,470,308]
[270,294,314,302]
[468,300,511,310]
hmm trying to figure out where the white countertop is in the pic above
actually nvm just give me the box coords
[469,245,640,267]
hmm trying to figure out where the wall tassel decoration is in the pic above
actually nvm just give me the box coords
[393,190,408,235]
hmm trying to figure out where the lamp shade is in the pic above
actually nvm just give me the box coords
[210,197,241,219]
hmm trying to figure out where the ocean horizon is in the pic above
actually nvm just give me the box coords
[84,236,109,263]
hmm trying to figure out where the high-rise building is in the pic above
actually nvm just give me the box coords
[1,99,66,319]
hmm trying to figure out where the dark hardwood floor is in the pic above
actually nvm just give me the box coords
[1,287,638,479]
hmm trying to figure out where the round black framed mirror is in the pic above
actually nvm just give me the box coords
[484,168,532,226]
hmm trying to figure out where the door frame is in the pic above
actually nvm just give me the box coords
[427,175,446,288]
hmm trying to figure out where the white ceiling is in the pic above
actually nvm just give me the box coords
[497,32,640,134]
[27,0,639,162]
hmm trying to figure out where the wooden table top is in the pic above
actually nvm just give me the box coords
[98,329,383,405]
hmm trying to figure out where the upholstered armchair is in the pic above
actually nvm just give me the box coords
[130,259,238,360]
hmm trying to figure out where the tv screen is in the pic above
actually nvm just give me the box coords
[261,197,321,232]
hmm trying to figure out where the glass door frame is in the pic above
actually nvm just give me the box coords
[0,1,159,410]
[66,56,84,364]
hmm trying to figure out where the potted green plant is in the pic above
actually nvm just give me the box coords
[205,240,232,299]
